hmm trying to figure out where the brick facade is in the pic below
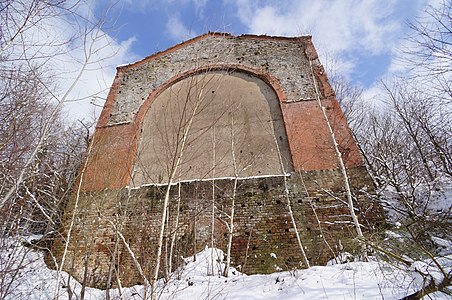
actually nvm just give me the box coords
[49,33,384,288]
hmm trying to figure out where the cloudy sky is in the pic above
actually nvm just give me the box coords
[60,0,438,121]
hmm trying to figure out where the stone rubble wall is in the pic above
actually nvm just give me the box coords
[108,34,316,125]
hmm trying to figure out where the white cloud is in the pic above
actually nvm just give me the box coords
[229,0,452,109]
[122,0,208,16]
[3,1,139,123]
[366,0,452,102]
[165,15,198,41]
[190,0,208,16]
[235,0,401,50]
[230,0,414,78]
[122,0,154,10]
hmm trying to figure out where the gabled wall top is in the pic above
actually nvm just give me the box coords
[119,33,315,71]
[100,32,321,126]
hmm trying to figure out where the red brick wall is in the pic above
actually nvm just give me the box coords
[81,124,137,191]
[80,33,364,191]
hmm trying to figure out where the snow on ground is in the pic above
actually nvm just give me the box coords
[381,176,452,225]
[2,241,451,300]
[2,177,451,299]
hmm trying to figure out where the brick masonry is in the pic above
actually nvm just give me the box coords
[82,33,363,191]
[48,33,384,288]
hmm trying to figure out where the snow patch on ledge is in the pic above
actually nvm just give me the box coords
[128,173,292,190]
[105,120,131,127]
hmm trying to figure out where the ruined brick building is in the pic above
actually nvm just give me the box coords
[50,33,384,288]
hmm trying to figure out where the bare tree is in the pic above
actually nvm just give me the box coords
[0,0,71,57]
[318,2,452,296]
[401,0,452,99]
[222,115,238,277]
[309,60,366,258]
[0,1,123,299]
[350,80,451,299]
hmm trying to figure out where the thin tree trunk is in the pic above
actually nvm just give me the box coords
[210,126,216,275]
[168,181,181,274]
[114,227,150,288]
[193,212,197,262]
[273,135,310,268]
[105,169,136,299]
[106,232,121,300]
[53,115,96,299]
[309,60,365,258]
[152,85,204,298]
[223,177,237,277]
[242,226,253,273]
[163,203,171,280]
[224,116,238,277]
[297,171,336,258]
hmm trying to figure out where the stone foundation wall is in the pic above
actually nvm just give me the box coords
[48,166,385,288]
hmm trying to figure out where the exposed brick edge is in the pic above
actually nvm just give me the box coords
[302,38,364,168]
[97,71,124,128]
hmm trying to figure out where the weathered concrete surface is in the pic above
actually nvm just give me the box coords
[133,71,292,185]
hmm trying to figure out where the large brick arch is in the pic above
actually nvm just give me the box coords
[81,62,363,191]
[133,64,288,129]
[81,35,364,192]
[132,67,293,185]
[80,64,292,191]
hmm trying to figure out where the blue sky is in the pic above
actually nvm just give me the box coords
[105,0,424,84]
[60,0,438,120]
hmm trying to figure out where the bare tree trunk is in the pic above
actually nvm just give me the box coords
[309,60,365,258]
[164,205,170,279]
[53,114,97,299]
[106,232,122,300]
[168,181,181,274]
[151,86,204,298]
[298,171,336,259]
[223,115,238,277]
[273,135,310,268]
[193,212,197,262]
[223,176,237,277]
[308,199,337,259]
[210,126,216,275]
[242,226,253,273]
[113,226,150,288]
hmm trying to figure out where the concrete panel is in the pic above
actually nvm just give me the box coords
[133,71,293,185]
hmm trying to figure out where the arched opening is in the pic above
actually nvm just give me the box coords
[132,70,293,186]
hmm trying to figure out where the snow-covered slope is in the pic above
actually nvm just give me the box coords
[2,241,451,300]
[2,178,451,299]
